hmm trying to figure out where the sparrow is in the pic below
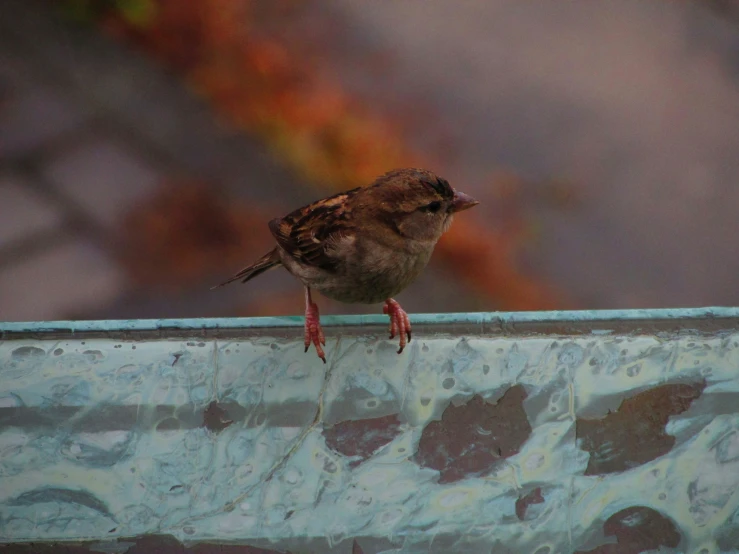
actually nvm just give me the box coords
[214,168,479,362]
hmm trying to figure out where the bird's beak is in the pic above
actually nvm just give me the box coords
[450,190,479,213]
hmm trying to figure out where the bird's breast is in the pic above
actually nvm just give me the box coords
[322,238,434,304]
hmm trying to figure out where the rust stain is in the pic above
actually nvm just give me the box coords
[323,413,403,468]
[413,385,531,484]
[202,400,234,433]
[191,544,291,553]
[576,506,681,553]
[515,487,544,521]
[577,381,705,475]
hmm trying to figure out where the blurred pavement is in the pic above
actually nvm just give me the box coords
[2,0,739,322]
[333,0,739,308]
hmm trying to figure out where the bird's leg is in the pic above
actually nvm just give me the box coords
[383,298,412,354]
[304,287,326,363]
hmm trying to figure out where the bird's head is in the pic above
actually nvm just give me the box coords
[364,168,479,242]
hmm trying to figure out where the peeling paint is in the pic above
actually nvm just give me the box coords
[2,312,739,552]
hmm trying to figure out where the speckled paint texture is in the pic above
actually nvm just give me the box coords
[1,309,739,553]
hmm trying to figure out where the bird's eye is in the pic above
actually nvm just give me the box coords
[421,201,442,213]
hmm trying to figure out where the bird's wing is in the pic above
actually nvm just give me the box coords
[268,188,360,272]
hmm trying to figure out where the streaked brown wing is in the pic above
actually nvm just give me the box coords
[269,188,359,272]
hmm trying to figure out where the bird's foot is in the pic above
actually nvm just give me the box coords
[383,298,411,354]
[304,300,326,363]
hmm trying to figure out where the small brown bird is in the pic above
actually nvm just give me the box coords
[214,168,478,362]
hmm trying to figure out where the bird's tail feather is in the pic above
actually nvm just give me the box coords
[211,248,281,289]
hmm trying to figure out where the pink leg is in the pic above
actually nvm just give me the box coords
[304,287,326,363]
[383,298,412,354]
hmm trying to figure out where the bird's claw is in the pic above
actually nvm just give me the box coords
[383,299,411,354]
[304,301,326,363]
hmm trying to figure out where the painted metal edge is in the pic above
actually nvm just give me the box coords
[1,307,738,335]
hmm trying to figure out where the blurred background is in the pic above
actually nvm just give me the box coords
[1,0,739,322]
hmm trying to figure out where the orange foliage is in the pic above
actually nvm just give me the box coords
[438,220,558,311]
[98,0,418,188]
[88,0,559,309]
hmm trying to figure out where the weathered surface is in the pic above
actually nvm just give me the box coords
[2,311,739,552]
[414,386,531,483]
[0,536,291,553]
[515,487,545,521]
[576,506,681,554]
[577,381,706,474]
[323,414,403,468]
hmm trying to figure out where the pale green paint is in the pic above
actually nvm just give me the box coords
[1,309,739,552]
